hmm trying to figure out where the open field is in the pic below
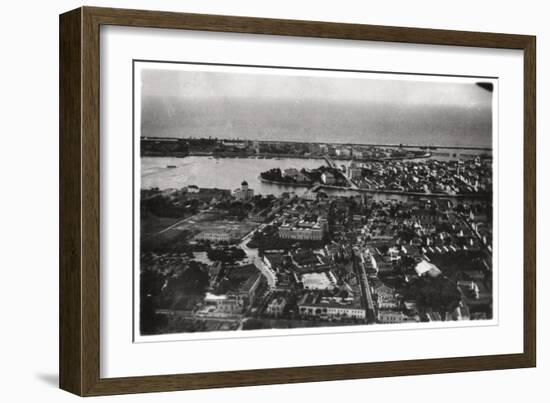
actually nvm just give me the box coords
[141,208,260,251]
[140,215,184,239]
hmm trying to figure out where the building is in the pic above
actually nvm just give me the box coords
[302,191,318,201]
[348,167,363,180]
[194,230,239,243]
[321,172,336,185]
[362,248,379,275]
[426,312,442,322]
[374,284,399,309]
[265,296,287,316]
[233,180,254,201]
[298,293,366,320]
[377,310,416,324]
[301,271,336,290]
[351,148,363,159]
[335,147,351,157]
[205,271,262,315]
[208,261,223,280]
[204,293,244,314]
[457,280,480,299]
[414,260,442,277]
[278,219,325,241]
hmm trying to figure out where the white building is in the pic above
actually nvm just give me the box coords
[278,222,325,241]
[377,310,416,324]
[301,271,336,290]
[415,260,442,277]
[335,147,351,157]
[204,293,244,314]
[374,284,399,309]
[194,230,238,243]
[299,298,366,320]
[266,296,287,316]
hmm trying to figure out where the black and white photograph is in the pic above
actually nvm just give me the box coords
[136,61,495,338]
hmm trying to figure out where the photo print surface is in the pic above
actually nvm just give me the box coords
[135,61,495,340]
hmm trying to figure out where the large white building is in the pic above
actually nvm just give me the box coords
[278,218,327,241]
[204,293,244,314]
[301,271,336,290]
[233,180,254,201]
[298,293,366,320]
[278,225,324,241]
[194,230,239,243]
[415,260,442,277]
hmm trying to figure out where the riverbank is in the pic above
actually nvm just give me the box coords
[259,177,489,199]
[259,177,314,188]
[142,155,491,200]
[317,185,491,199]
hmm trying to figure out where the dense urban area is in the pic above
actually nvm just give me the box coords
[140,137,493,335]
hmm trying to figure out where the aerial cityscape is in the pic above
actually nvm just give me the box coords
[137,64,494,337]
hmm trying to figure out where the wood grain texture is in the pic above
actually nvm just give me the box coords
[59,6,537,396]
[59,8,83,396]
[523,38,536,367]
[81,6,102,396]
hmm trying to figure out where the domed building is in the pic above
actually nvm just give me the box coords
[233,179,254,201]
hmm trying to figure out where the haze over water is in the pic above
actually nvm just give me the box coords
[140,65,494,148]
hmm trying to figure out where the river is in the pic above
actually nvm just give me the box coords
[141,156,324,196]
[141,154,489,202]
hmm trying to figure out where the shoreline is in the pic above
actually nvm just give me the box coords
[258,177,314,188]
[258,177,489,199]
[141,136,493,152]
[143,151,457,162]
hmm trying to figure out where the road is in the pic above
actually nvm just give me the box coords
[238,219,280,288]
[353,248,376,324]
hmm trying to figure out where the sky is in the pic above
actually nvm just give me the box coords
[139,65,494,147]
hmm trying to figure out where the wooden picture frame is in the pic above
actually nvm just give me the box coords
[59,6,536,396]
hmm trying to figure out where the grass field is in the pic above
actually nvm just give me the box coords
[140,215,185,239]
